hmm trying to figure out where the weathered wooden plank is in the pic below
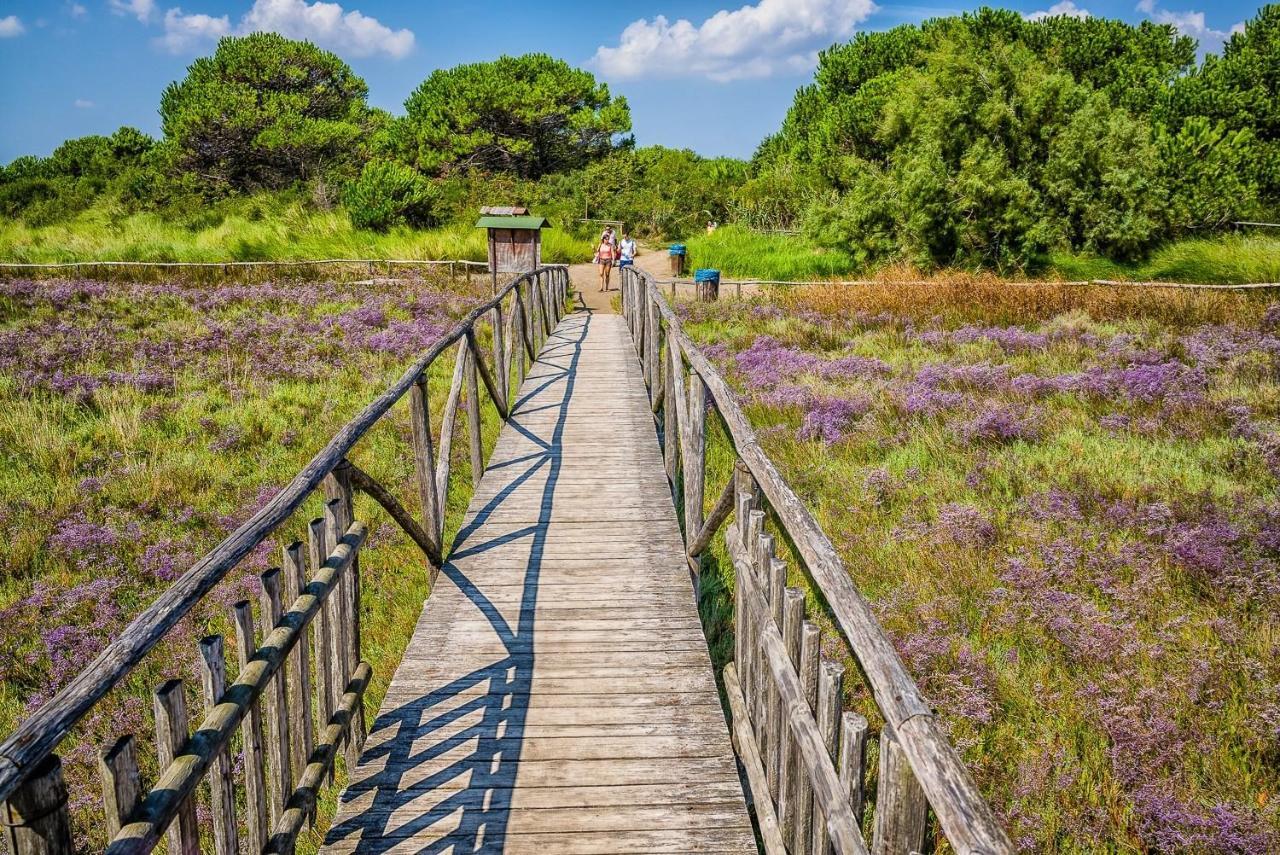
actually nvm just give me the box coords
[724,663,787,854]
[321,311,753,853]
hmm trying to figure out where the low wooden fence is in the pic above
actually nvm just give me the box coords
[620,265,1012,855]
[0,259,491,282]
[653,276,1280,296]
[0,266,570,855]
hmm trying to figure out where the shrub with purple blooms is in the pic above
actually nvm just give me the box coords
[0,273,487,848]
[682,284,1280,851]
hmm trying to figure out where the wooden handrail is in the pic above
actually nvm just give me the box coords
[620,266,1012,854]
[0,265,568,807]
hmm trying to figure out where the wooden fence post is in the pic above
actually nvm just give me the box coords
[839,712,869,825]
[684,370,706,544]
[872,728,928,855]
[409,375,443,561]
[153,680,199,855]
[232,600,270,850]
[260,569,293,827]
[778,588,805,839]
[281,542,314,786]
[98,735,140,842]
[813,659,846,855]
[465,342,484,488]
[198,635,238,855]
[2,755,73,855]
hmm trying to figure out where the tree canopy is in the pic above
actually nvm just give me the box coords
[159,32,373,193]
[755,5,1278,269]
[396,54,632,180]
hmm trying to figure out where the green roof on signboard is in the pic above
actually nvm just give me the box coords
[475,216,549,230]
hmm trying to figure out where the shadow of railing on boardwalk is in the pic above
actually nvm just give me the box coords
[323,306,588,853]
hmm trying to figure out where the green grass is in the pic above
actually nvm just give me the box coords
[681,224,1280,285]
[683,225,857,280]
[1049,233,1280,284]
[0,195,586,264]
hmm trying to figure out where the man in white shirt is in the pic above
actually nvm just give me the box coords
[618,232,637,271]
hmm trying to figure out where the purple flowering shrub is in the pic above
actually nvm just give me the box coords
[684,290,1280,850]
[0,274,484,846]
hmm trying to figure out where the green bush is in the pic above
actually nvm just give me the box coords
[343,160,438,231]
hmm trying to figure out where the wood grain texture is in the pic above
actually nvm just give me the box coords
[321,310,753,853]
[97,736,140,841]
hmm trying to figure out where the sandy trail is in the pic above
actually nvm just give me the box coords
[567,245,671,314]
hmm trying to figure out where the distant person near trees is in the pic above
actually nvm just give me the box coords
[619,232,637,271]
[594,227,618,292]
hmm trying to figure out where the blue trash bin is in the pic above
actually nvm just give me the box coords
[694,268,721,301]
[668,244,687,275]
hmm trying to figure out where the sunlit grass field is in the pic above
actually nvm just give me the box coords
[0,273,511,851]
[682,279,1280,852]
[0,197,587,264]
[683,224,1280,286]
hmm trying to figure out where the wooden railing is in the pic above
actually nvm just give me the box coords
[620,265,1013,855]
[0,266,570,855]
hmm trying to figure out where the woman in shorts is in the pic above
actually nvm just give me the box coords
[594,228,617,291]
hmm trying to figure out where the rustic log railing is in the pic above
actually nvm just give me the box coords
[620,265,1013,855]
[0,266,570,855]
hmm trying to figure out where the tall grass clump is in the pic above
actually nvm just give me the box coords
[680,280,1280,852]
[0,195,585,265]
[1050,233,1280,285]
[683,225,857,280]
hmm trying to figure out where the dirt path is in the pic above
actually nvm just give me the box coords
[567,246,671,314]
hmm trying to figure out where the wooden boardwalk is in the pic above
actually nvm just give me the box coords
[322,308,756,853]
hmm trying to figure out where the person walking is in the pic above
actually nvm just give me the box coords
[618,231,637,273]
[594,227,618,292]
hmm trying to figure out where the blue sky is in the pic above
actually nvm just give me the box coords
[0,0,1267,164]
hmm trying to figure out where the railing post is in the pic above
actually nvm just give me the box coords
[409,374,444,563]
[490,301,507,415]
[281,542,313,787]
[645,280,660,393]
[233,600,270,850]
[323,461,359,678]
[153,680,199,855]
[465,343,484,488]
[872,728,928,855]
[98,735,140,842]
[683,369,706,545]
[259,569,293,828]
[2,755,73,855]
[198,635,238,855]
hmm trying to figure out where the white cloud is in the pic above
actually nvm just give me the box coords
[150,0,413,58]
[68,4,88,20]
[241,0,414,58]
[1025,1,1090,21]
[591,0,878,82]
[1135,1,1242,52]
[0,15,26,37]
[156,7,230,53]
[110,0,156,23]
[74,98,94,108]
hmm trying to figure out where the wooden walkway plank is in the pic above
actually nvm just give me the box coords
[322,310,755,853]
